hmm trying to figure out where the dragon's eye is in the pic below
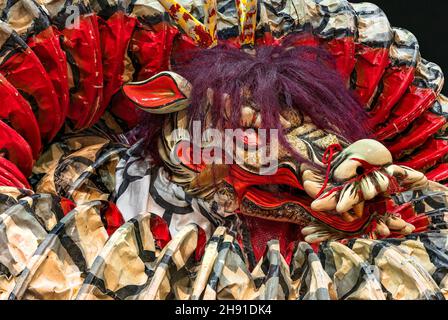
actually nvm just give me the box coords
[356,166,365,175]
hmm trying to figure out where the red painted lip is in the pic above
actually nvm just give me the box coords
[226,164,303,198]
[123,73,187,110]
[243,185,312,210]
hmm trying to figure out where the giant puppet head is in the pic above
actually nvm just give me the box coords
[122,0,436,251]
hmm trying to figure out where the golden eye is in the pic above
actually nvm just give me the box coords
[279,115,291,129]
[253,113,262,128]
[240,106,259,127]
[280,108,303,128]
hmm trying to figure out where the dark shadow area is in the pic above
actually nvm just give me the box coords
[351,0,448,95]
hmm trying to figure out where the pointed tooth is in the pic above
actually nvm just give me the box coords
[385,216,407,230]
[386,165,425,185]
[303,180,324,198]
[374,171,389,193]
[403,167,424,181]
[352,201,364,218]
[402,167,427,187]
[305,232,331,244]
[341,212,356,222]
[360,177,377,201]
[399,223,416,235]
[375,221,390,237]
[302,170,324,182]
[311,192,338,211]
[413,177,428,189]
[253,113,262,128]
[336,183,360,213]
[301,225,324,236]
[387,165,428,189]
[386,164,405,177]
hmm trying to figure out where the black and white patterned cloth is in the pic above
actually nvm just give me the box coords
[114,141,234,239]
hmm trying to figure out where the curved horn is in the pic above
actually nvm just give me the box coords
[236,0,258,47]
[157,0,217,47]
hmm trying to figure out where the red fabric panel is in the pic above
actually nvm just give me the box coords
[0,47,62,142]
[0,119,33,176]
[96,11,137,124]
[0,157,30,188]
[195,227,207,262]
[387,112,446,159]
[102,202,125,236]
[60,197,76,215]
[368,65,416,128]
[426,163,448,183]
[27,26,69,127]
[288,34,320,48]
[324,37,356,81]
[374,86,436,141]
[129,23,179,81]
[109,22,179,127]
[254,31,281,47]
[172,32,203,65]
[62,14,104,129]
[150,214,172,249]
[109,93,141,128]
[398,138,448,171]
[0,74,41,159]
[353,45,390,106]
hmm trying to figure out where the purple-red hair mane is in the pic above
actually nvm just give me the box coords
[134,36,369,164]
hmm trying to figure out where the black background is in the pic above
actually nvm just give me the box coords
[3,300,445,318]
[1,1,447,313]
[350,0,448,95]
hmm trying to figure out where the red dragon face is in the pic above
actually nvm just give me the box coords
[123,67,429,246]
